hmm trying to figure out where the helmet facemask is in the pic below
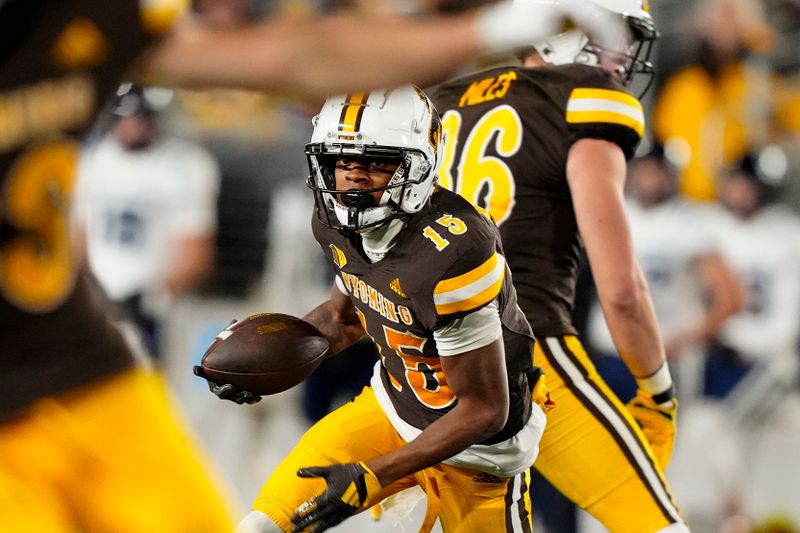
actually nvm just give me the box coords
[599,14,656,95]
[532,4,658,97]
[306,143,431,234]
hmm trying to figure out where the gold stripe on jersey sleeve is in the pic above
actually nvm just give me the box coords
[435,252,498,295]
[566,87,644,138]
[433,253,505,315]
[434,275,504,315]
[570,87,640,108]
[340,92,367,133]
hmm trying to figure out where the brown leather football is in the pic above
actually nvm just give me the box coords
[198,313,329,395]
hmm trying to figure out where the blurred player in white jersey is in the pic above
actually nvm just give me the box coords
[669,149,800,531]
[76,84,220,359]
[704,150,800,405]
[587,146,744,404]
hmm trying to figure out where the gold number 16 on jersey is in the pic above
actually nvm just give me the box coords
[438,106,523,226]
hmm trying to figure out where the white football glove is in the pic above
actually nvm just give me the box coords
[475,0,625,55]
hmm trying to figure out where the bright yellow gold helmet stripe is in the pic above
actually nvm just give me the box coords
[339,92,367,133]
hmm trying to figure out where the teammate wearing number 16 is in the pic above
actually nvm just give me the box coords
[235,86,555,533]
[428,0,689,531]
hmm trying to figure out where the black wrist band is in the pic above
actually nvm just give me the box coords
[652,383,676,405]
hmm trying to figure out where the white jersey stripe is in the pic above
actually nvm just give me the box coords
[433,254,506,306]
[544,337,684,524]
[566,97,645,124]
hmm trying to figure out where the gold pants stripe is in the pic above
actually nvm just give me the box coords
[534,336,685,532]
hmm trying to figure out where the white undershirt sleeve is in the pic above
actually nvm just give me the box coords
[334,274,348,295]
[434,300,502,356]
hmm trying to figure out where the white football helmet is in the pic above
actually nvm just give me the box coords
[306,86,443,233]
[518,0,657,92]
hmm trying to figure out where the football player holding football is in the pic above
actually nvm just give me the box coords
[0,0,622,530]
[428,0,690,531]
[230,86,554,533]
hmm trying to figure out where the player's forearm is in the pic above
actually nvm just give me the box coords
[365,397,506,487]
[279,15,478,99]
[686,301,741,349]
[163,236,215,295]
[664,257,745,356]
[365,339,510,485]
[303,300,363,356]
[568,138,666,377]
[598,270,666,377]
[151,13,477,101]
[696,253,746,341]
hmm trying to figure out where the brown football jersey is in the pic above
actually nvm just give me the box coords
[428,64,644,337]
[312,187,537,444]
[0,0,174,417]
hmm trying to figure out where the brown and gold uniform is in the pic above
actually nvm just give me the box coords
[429,64,684,531]
[0,1,233,530]
[252,188,550,533]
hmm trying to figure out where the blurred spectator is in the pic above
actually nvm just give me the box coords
[651,0,800,201]
[75,84,220,358]
[704,150,800,405]
[586,146,745,403]
[668,150,800,532]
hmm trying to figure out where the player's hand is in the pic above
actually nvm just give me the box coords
[476,0,624,54]
[625,388,677,469]
[192,366,262,405]
[290,462,382,533]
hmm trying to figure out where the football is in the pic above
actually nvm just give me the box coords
[196,313,329,395]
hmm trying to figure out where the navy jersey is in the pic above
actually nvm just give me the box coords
[0,0,175,417]
[429,64,643,337]
[313,188,537,444]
